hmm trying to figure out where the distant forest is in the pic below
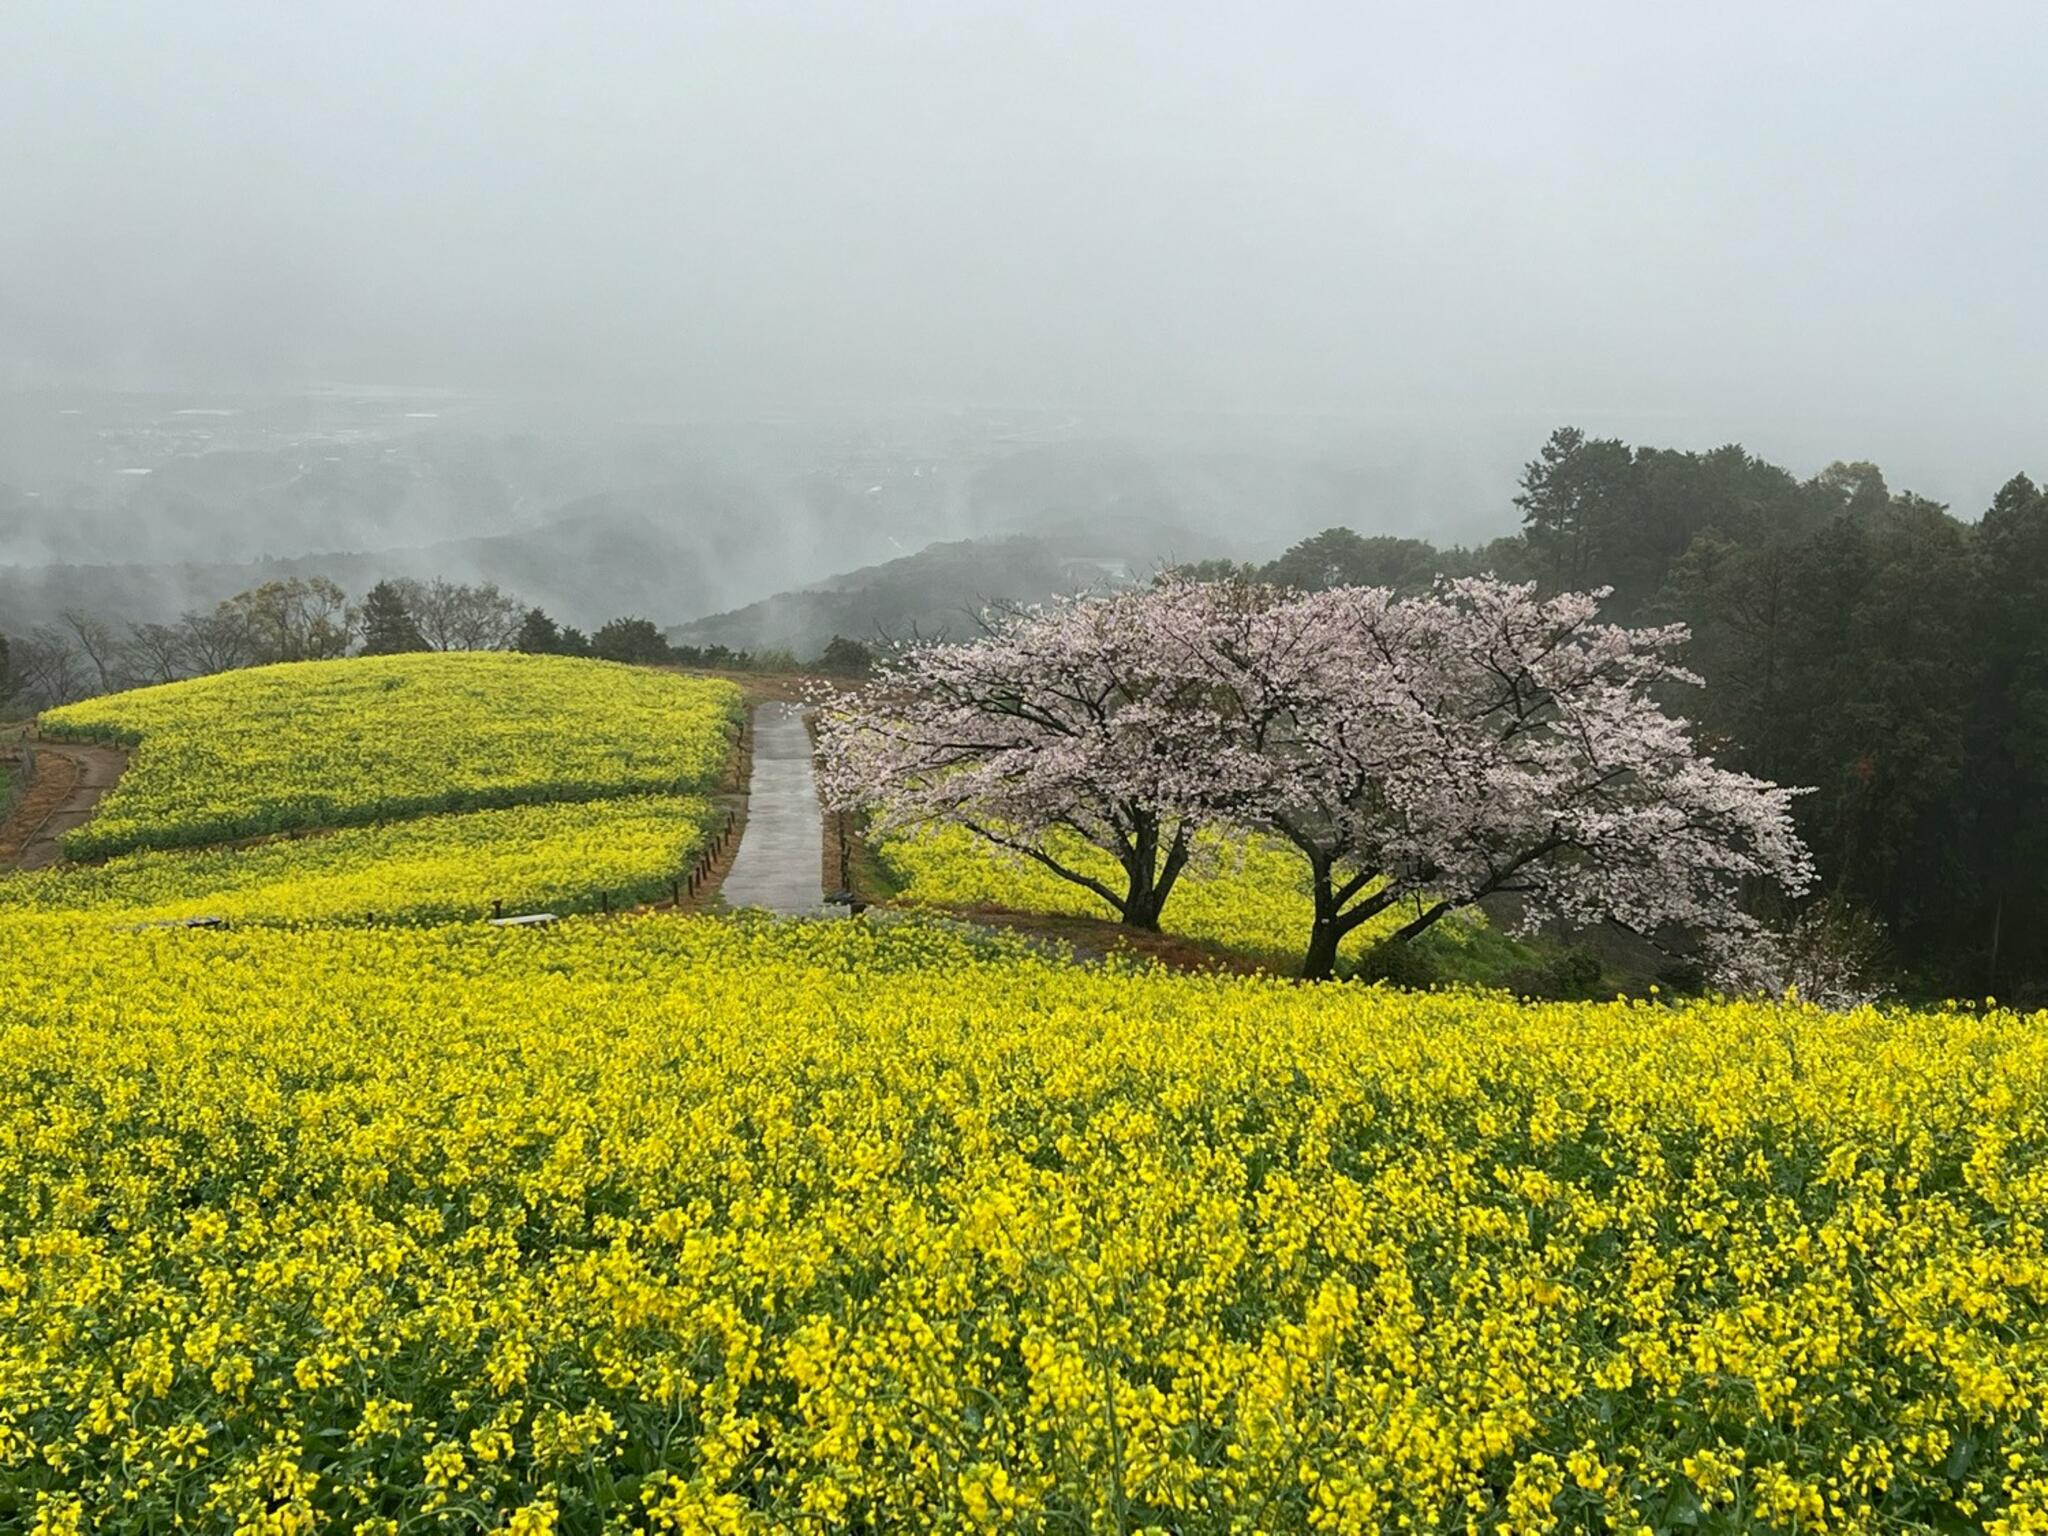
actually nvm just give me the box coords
[1200,429,2045,1002]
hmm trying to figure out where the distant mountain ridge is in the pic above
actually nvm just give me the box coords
[0,480,880,632]
[666,522,1209,658]
[2,432,1402,637]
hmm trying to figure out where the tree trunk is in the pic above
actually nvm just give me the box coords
[1300,914,1344,981]
[1115,812,1192,932]
[1117,814,1162,930]
[1298,858,1345,981]
[1121,884,1166,931]
[1296,858,1406,980]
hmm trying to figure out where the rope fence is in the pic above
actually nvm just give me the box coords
[476,713,748,927]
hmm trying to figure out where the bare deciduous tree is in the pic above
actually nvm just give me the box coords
[59,608,123,694]
[220,578,354,664]
[178,606,253,675]
[14,626,91,707]
[123,621,191,685]
[401,578,524,651]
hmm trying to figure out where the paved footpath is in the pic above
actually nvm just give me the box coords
[719,705,827,914]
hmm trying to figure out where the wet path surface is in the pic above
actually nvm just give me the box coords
[15,742,128,871]
[719,706,825,914]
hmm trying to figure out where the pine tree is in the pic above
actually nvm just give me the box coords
[515,607,562,654]
[591,617,671,665]
[1974,473,2048,992]
[356,581,426,655]
[815,635,876,674]
[1514,426,1639,597]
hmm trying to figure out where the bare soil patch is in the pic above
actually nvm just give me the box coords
[0,749,81,867]
[1,741,129,871]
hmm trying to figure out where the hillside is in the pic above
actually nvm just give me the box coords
[6,649,2047,1532]
[667,524,1203,656]
[41,652,740,856]
[0,480,881,633]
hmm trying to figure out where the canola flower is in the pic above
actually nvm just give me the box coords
[3,912,2046,1533]
[0,795,722,926]
[40,653,742,858]
[881,822,1444,968]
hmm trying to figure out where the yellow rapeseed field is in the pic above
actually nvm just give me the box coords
[3,913,2044,1535]
[881,824,1431,968]
[0,795,723,926]
[40,654,742,858]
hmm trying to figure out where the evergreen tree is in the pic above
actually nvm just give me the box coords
[815,635,875,674]
[515,607,562,654]
[591,617,671,665]
[1514,427,1639,595]
[356,580,426,655]
[1973,473,2048,992]
[1799,494,1978,971]
[1262,530,1443,593]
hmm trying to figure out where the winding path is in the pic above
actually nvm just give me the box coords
[718,706,826,914]
[7,741,129,871]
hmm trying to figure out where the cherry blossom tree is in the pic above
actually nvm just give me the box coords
[814,586,1263,930]
[1704,898,1890,1010]
[1226,579,1815,978]
[816,576,1815,982]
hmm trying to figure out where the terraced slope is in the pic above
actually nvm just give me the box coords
[0,794,723,926]
[41,653,742,858]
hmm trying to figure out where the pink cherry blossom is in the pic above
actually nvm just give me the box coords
[817,577,1815,981]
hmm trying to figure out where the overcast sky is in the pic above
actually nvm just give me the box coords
[3,1,2043,503]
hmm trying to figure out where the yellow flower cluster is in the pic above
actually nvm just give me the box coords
[3,912,2044,1533]
[0,795,721,926]
[881,823,1435,966]
[41,654,741,858]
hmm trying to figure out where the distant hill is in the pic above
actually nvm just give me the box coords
[1,429,1414,637]
[0,478,881,632]
[666,523,1209,659]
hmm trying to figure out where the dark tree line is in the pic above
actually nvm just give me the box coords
[1247,430,2048,999]
[512,610,870,675]
[1,577,689,709]
[2,572,879,714]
